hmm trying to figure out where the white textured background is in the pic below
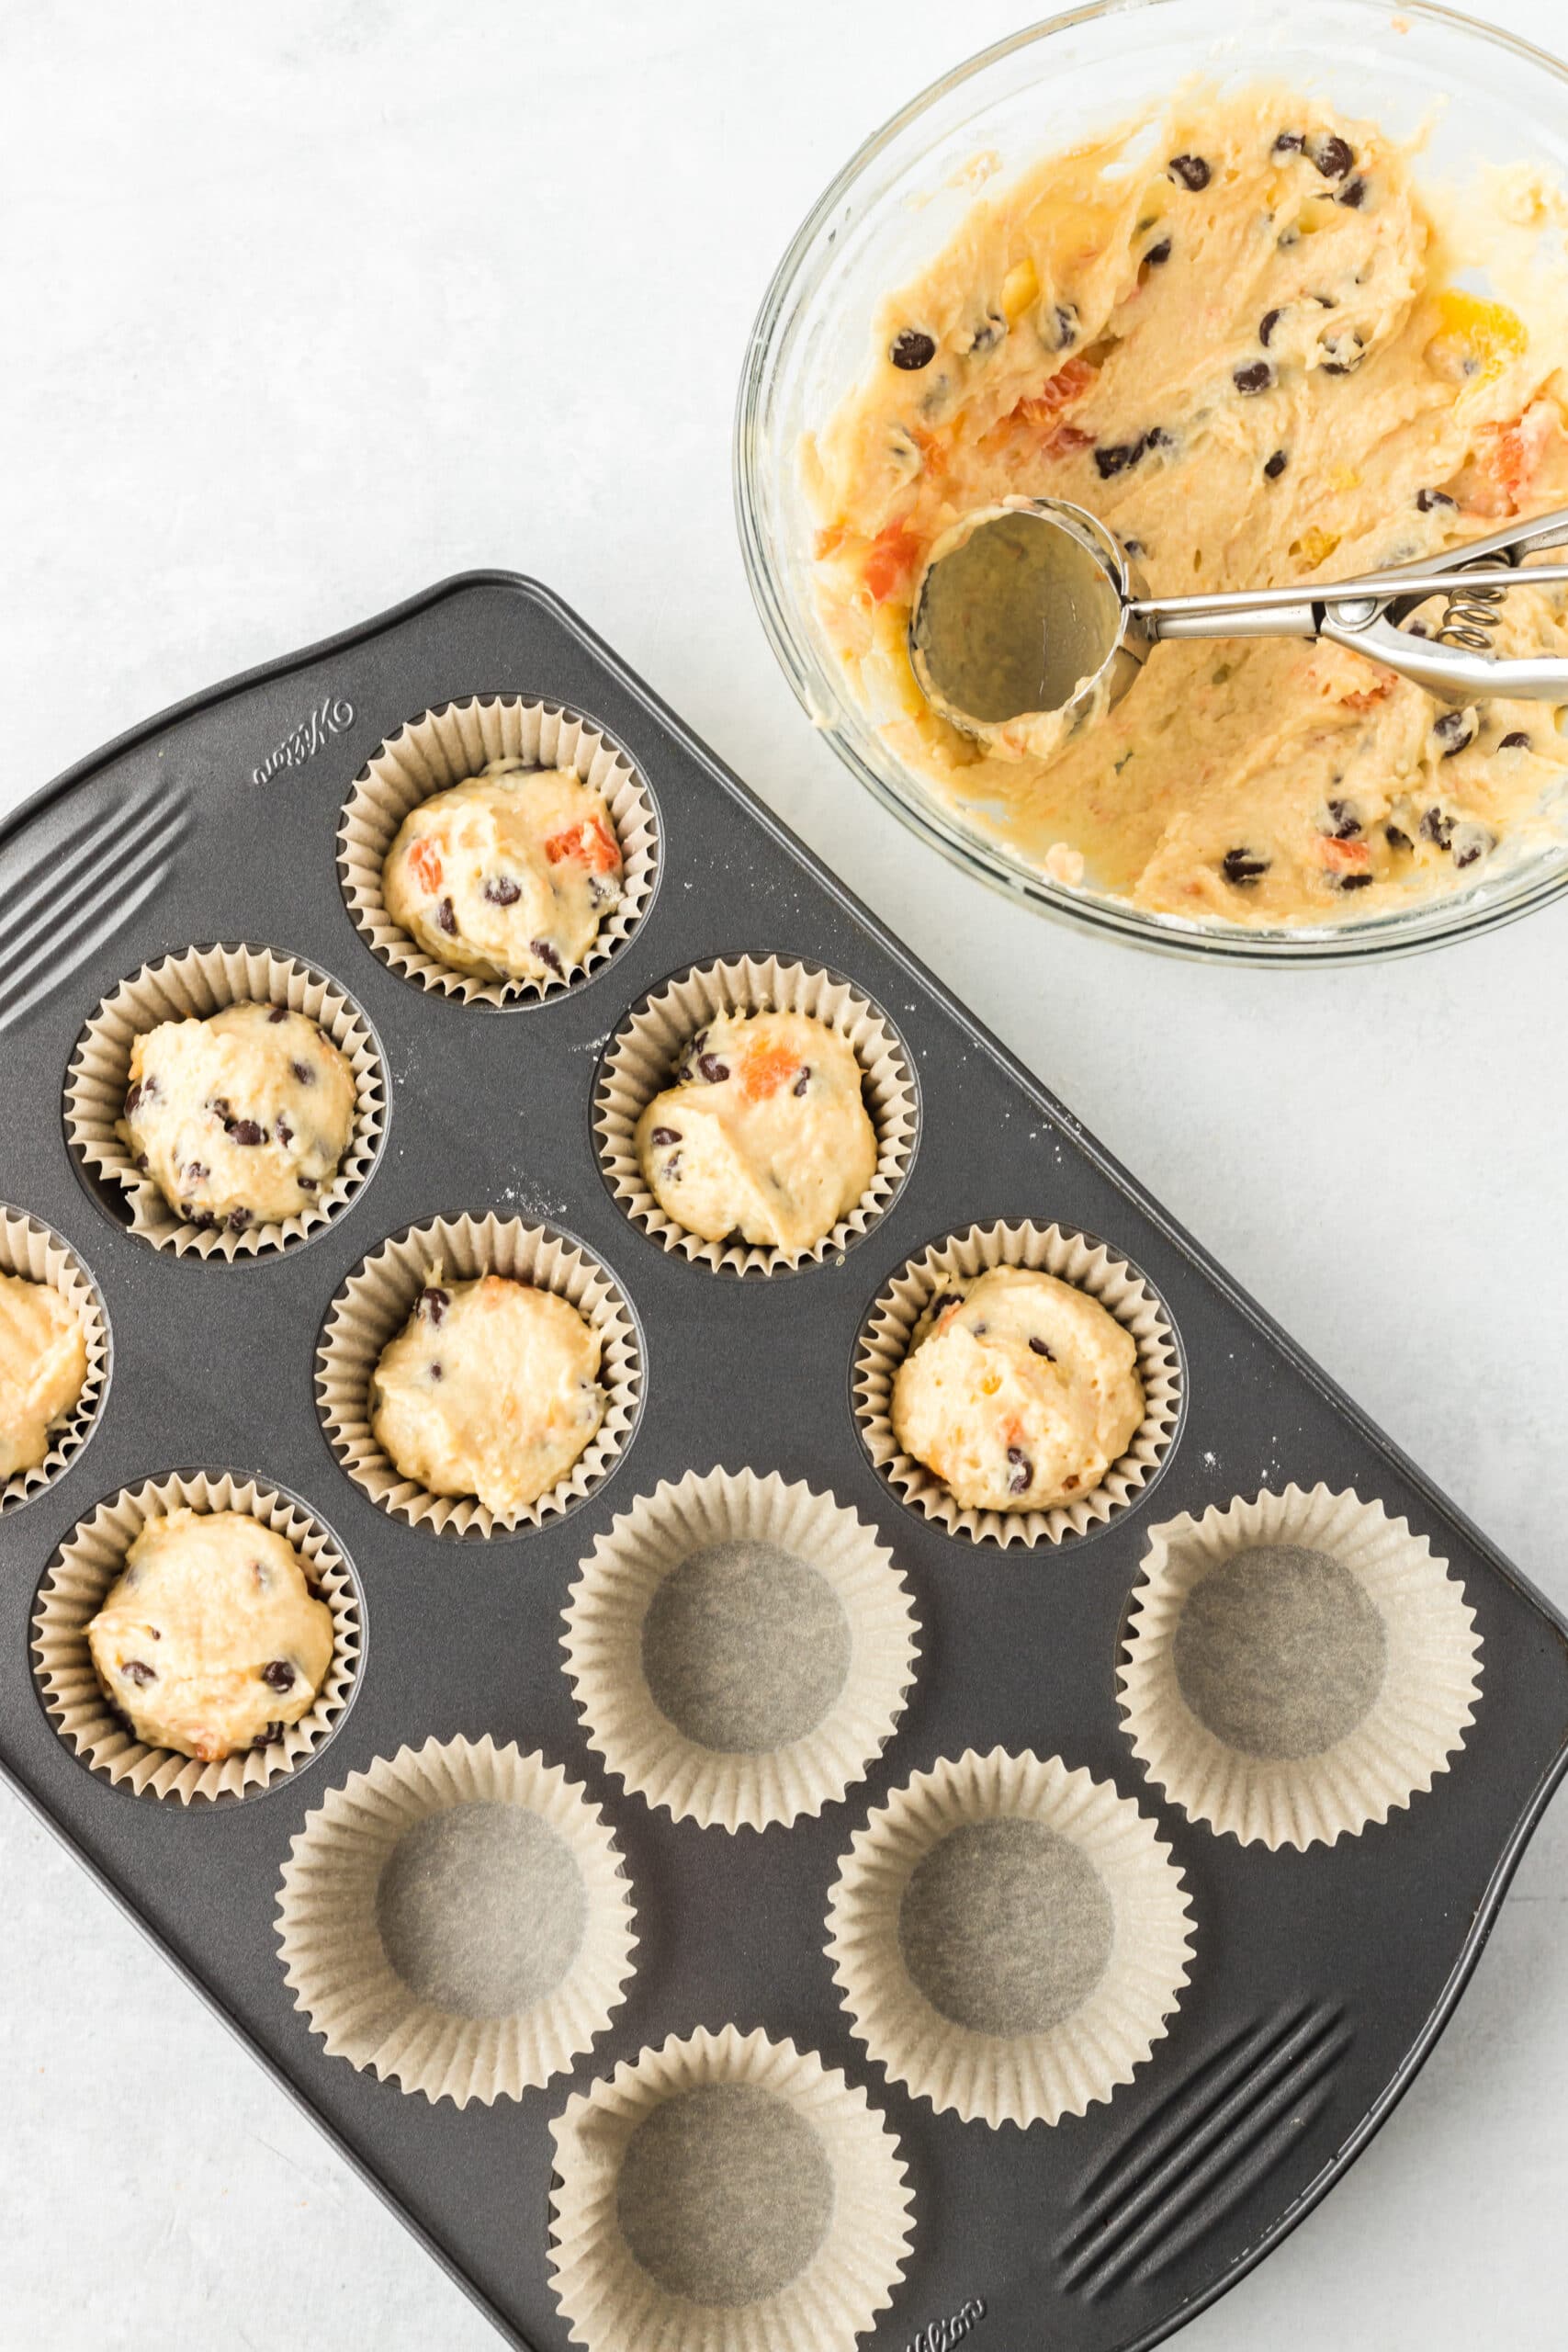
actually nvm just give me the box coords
[2,3,1565,2346]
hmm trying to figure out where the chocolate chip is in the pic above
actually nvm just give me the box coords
[695,1052,730,1083]
[1222,848,1270,885]
[210,1096,231,1121]
[1336,871,1375,890]
[228,1207,252,1233]
[429,1361,443,1381]
[268,1006,288,1023]
[589,873,617,906]
[1122,537,1146,557]
[483,876,522,905]
[1144,236,1172,266]
[649,1126,682,1147]
[1052,304,1079,350]
[1308,131,1354,180]
[121,1659,157,1687]
[1006,1446,1033,1495]
[1273,130,1305,154]
[1337,175,1366,208]
[890,330,937,370]
[133,1152,149,1173]
[1095,440,1142,479]
[291,1058,315,1084]
[1168,153,1210,190]
[531,937,563,975]
[260,1659,296,1694]
[793,1067,810,1097]
[434,896,460,937]
[230,1119,266,1146]
[1451,821,1496,870]
[1321,331,1366,376]
[1385,824,1413,852]
[965,311,1008,355]
[1259,307,1283,347]
[1416,487,1456,512]
[125,1080,142,1114]
[297,1175,317,1193]
[1499,730,1532,749]
[1433,707,1478,758]
[419,1284,449,1324]
[662,1152,682,1182]
[1028,1337,1056,1359]
[185,1161,209,1184]
[276,1114,292,1147]
[1420,807,1455,849]
[1233,360,1274,395]
[1325,797,1360,839]
[1263,448,1288,480]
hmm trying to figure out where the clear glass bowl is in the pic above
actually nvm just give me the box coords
[734,0,1568,964]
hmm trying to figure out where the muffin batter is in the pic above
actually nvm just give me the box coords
[808,86,1568,922]
[86,1509,333,1762]
[383,760,624,985]
[0,1272,88,1477]
[635,1010,877,1252]
[892,1265,1143,1512]
[122,1000,356,1234]
[370,1271,606,1516]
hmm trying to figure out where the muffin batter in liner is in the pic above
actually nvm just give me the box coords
[594,956,917,1274]
[561,1467,919,1830]
[64,944,386,1260]
[315,1212,641,1537]
[547,2024,913,2352]
[339,695,659,1005]
[855,1221,1180,1546]
[827,1748,1194,2128]
[276,1734,637,2109]
[0,1206,109,1513]
[1118,1484,1483,1849]
[31,1471,360,1804]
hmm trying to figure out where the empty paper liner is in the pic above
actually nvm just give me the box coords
[338,695,660,1005]
[30,1470,361,1804]
[63,944,386,1259]
[0,1205,109,1513]
[276,1733,637,2108]
[854,1220,1181,1548]
[314,1211,643,1538]
[561,1466,919,1830]
[1118,1484,1484,1849]
[547,2023,913,2352]
[827,1747,1195,2127]
[593,954,917,1273]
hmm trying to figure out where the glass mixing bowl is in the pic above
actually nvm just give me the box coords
[735,0,1568,964]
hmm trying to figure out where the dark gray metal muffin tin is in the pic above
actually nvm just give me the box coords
[1,571,1565,2352]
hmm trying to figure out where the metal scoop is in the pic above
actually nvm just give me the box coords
[908,496,1568,738]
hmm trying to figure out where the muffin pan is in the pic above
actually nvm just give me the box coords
[0,571,1565,2351]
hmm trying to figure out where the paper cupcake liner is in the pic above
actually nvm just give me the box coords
[63,944,387,1260]
[561,1467,920,1831]
[315,1212,643,1538]
[31,1470,362,1804]
[276,1733,637,2108]
[1118,1485,1484,1850]
[854,1221,1181,1549]
[0,1206,110,1514]
[827,1748,1195,2128]
[593,955,918,1275]
[548,2024,913,2352]
[337,695,660,1007]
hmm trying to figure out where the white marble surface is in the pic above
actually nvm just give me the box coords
[4,2,1566,2345]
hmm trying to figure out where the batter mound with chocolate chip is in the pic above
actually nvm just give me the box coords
[122,1001,356,1235]
[0,1271,88,1477]
[369,1271,606,1517]
[892,1266,1143,1513]
[383,760,624,986]
[85,1510,333,1763]
[635,1009,877,1254]
[809,85,1568,922]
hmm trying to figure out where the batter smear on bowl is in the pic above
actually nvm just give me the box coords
[807,86,1568,922]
